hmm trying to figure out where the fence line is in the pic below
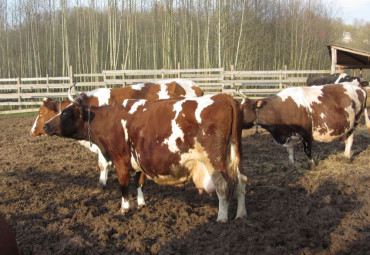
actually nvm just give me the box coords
[0,68,330,115]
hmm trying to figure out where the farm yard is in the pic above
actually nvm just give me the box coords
[0,114,369,254]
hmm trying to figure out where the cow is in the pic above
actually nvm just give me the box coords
[306,73,369,87]
[306,73,370,134]
[43,89,247,222]
[0,212,20,255]
[30,79,203,189]
[238,83,369,168]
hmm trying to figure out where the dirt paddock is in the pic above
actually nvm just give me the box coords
[0,114,369,254]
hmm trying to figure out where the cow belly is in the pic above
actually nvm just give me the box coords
[312,129,348,142]
[141,142,217,193]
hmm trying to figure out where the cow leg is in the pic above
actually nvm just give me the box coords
[216,188,229,223]
[364,108,370,134]
[302,139,315,168]
[114,157,131,214]
[235,169,247,220]
[286,146,295,164]
[344,132,354,159]
[135,172,146,208]
[97,151,110,189]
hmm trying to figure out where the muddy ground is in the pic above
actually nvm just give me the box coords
[0,114,369,254]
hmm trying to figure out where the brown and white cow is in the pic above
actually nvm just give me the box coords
[43,91,247,222]
[239,83,369,167]
[306,74,370,133]
[30,79,203,189]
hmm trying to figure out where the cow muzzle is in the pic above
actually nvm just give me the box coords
[43,123,57,136]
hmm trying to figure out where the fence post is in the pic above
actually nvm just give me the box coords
[177,62,181,78]
[17,77,21,110]
[46,74,49,94]
[230,65,235,90]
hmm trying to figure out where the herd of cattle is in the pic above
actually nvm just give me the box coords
[1,73,369,253]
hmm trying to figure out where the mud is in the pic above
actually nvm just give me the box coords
[0,115,369,254]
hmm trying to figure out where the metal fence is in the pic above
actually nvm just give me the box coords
[0,68,330,115]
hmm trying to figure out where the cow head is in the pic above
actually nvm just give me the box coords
[338,74,369,87]
[30,97,62,136]
[43,85,93,140]
[237,90,265,129]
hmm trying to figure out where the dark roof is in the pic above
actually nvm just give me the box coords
[328,44,370,69]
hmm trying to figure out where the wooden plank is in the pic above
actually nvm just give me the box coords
[0,102,43,106]
[0,108,39,115]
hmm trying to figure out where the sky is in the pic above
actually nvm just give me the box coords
[334,0,370,24]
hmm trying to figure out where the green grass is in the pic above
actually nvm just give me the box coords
[0,111,37,119]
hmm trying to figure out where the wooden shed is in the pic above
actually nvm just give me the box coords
[328,44,370,76]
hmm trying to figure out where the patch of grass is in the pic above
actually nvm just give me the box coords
[0,111,37,119]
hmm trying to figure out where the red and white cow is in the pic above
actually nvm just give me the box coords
[30,79,203,189]
[306,74,370,133]
[43,90,247,222]
[0,212,20,255]
[239,83,369,167]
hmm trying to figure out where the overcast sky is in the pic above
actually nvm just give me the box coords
[333,0,370,24]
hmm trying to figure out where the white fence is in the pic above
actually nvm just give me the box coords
[0,68,330,115]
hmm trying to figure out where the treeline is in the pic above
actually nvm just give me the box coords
[0,0,369,78]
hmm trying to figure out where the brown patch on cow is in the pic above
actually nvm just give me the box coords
[191,85,204,96]
[312,85,350,137]
[166,81,186,97]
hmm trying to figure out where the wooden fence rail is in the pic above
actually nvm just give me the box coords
[0,68,330,115]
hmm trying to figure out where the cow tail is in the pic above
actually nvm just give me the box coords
[225,96,247,201]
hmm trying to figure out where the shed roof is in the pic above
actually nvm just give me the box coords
[328,44,370,70]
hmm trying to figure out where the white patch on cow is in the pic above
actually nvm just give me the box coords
[137,186,145,206]
[84,88,111,106]
[121,120,129,142]
[121,197,130,212]
[131,83,145,90]
[195,96,214,123]
[131,154,142,172]
[122,100,128,108]
[334,73,348,84]
[128,100,146,114]
[278,87,323,112]
[163,100,185,153]
[30,115,39,134]
[158,84,170,99]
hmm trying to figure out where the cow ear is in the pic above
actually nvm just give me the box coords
[43,97,58,112]
[360,80,369,87]
[254,100,266,109]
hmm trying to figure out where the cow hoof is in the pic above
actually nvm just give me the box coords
[235,211,247,220]
[96,182,106,190]
[137,202,146,210]
[119,207,130,215]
